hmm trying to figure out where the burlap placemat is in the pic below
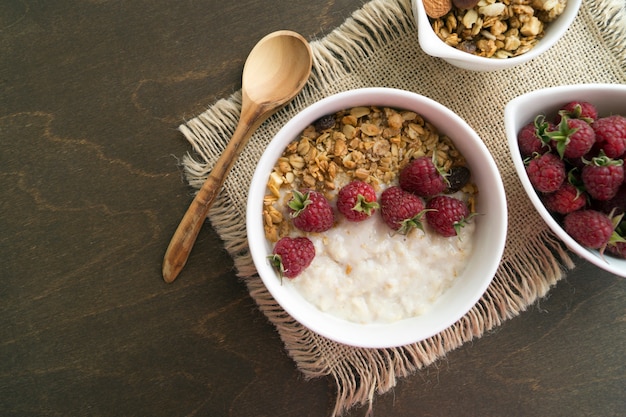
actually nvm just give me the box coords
[177,0,626,415]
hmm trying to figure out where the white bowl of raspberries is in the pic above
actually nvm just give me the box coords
[247,88,507,348]
[506,83,626,278]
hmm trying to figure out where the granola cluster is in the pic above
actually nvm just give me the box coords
[430,0,567,58]
[262,106,477,242]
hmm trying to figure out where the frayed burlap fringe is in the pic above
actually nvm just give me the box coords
[587,0,626,71]
[177,0,626,415]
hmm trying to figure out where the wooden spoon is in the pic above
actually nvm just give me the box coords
[162,30,313,283]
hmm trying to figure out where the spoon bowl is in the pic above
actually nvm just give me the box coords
[163,30,313,283]
[243,33,313,106]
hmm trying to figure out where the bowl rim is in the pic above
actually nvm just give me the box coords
[411,0,582,70]
[247,87,508,347]
[505,83,626,278]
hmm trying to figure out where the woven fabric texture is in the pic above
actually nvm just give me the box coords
[177,0,626,415]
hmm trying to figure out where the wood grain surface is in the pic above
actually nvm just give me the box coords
[1,1,624,416]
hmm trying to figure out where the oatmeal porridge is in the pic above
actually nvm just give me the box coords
[263,106,479,323]
[291,195,475,323]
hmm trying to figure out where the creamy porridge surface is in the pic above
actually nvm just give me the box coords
[288,199,475,324]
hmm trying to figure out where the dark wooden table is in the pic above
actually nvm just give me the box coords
[2,1,625,416]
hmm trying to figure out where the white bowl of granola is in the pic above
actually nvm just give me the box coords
[247,88,507,348]
[411,0,581,71]
[505,83,626,278]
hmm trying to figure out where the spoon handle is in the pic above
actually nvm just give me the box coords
[162,107,266,283]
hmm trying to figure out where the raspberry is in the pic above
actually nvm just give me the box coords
[581,152,624,201]
[399,156,447,197]
[607,241,626,259]
[563,209,614,250]
[336,180,379,222]
[593,115,626,158]
[546,117,596,159]
[270,236,315,279]
[543,182,587,215]
[593,183,626,215]
[556,101,598,124]
[379,186,426,234]
[288,189,334,233]
[607,218,626,258]
[526,152,566,193]
[425,195,471,237]
[518,121,547,157]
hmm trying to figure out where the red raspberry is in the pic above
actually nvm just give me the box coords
[563,209,614,250]
[556,101,598,123]
[336,180,379,222]
[581,152,624,201]
[425,195,471,237]
[399,156,447,197]
[380,186,426,234]
[607,218,626,258]
[543,182,587,215]
[526,152,566,193]
[607,241,626,259]
[518,121,547,157]
[593,115,626,158]
[270,236,315,279]
[288,189,334,233]
[547,117,596,159]
[593,183,626,215]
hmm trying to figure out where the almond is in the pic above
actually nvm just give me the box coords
[422,0,452,19]
[452,0,480,9]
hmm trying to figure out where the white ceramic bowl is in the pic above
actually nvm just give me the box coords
[411,0,581,71]
[247,88,507,348]
[505,84,626,278]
